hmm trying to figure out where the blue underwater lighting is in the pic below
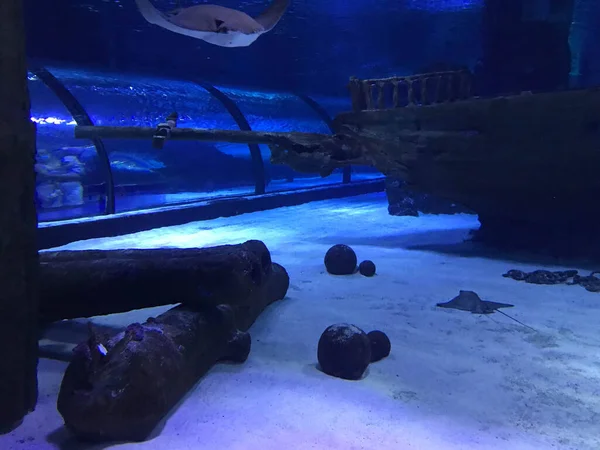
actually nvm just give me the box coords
[406,0,482,11]
[31,116,76,126]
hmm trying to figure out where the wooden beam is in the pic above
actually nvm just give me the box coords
[74,125,326,146]
[0,0,40,433]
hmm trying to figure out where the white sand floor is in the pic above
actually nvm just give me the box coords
[3,192,600,450]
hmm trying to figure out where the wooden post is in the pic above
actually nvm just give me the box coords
[348,77,367,112]
[0,0,40,433]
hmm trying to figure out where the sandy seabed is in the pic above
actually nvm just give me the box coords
[3,192,600,450]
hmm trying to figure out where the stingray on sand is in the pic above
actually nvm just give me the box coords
[437,290,536,331]
[135,0,290,47]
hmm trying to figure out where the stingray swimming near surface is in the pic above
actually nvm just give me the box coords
[437,290,536,331]
[135,0,290,47]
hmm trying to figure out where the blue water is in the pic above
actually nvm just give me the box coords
[25,0,484,95]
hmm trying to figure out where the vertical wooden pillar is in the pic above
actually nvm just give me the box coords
[0,0,40,433]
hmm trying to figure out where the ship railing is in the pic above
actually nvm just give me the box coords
[348,70,473,111]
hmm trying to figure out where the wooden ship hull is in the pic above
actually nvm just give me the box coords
[333,84,600,234]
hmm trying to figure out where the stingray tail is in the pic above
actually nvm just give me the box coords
[496,310,537,332]
[255,0,291,32]
[134,0,172,26]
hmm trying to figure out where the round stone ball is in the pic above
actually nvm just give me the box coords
[324,244,357,275]
[317,323,371,380]
[359,260,376,277]
[367,330,391,362]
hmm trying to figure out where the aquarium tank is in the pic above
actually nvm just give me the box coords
[29,64,375,222]
[2,0,600,449]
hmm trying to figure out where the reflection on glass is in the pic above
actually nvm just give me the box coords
[47,66,239,130]
[48,66,257,213]
[104,139,255,213]
[29,72,108,222]
[217,86,345,191]
[310,94,352,119]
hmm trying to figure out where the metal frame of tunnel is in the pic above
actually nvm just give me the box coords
[193,81,266,195]
[29,65,116,214]
[295,93,352,183]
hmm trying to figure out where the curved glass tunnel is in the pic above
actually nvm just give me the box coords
[30,65,384,223]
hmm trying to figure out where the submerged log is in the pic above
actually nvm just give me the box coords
[0,0,40,433]
[57,262,289,442]
[40,240,273,323]
[73,125,360,177]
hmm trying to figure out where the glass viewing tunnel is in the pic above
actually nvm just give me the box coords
[30,65,384,225]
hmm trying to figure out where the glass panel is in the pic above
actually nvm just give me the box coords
[310,94,352,119]
[29,72,108,222]
[216,86,344,192]
[48,66,257,213]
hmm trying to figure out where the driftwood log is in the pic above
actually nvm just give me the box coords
[57,261,289,442]
[0,0,40,433]
[73,125,357,178]
[40,240,272,323]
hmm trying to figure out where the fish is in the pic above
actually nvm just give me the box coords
[436,290,537,332]
[134,0,290,48]
[214,142,271,159]
[109,151,166,173]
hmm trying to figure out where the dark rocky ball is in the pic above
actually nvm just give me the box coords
[317,323,371,380]
[359,260,376,277]
[324,244,357,275]
[367,330,391,362]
